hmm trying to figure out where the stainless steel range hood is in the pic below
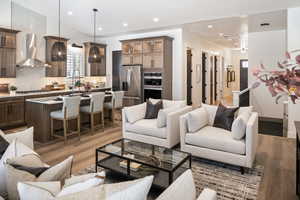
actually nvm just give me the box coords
[17,33,50,67]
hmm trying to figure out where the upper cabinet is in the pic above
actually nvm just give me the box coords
[0,28,20,78]
[120,36,172,69]
[84,42,106,76]
[44,36,69,77]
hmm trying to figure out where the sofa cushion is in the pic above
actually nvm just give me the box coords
[125,119,167,139]
[238,106,253,116]
[0,135,9,160]
[124,103,146,124]
[232,111,251,140]
[145,100,163,119]
[185,126,246,155]
[213,103,239,131]
[149,98,186,109]
[187,108,209,133]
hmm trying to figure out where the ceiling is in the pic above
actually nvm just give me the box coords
[12,0,299,37]
[183,10,287,48]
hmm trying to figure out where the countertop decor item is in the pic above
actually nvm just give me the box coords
[88,9,101,63]
[9,85,17,95]
[252,50,300,104]
[51,0,67,62]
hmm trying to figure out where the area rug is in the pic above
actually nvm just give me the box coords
[77,158,263,200]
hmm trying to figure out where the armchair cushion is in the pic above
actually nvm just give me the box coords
[124,103,146,124]
[202,104,218,126]
[187,107,209,133]
[149,98,186,109]
[185,126,246,155]
[125,119,167,139]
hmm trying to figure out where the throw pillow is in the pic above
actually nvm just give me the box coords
[0,135,9,159]
[213,103,239,131]
[202,104,218,126]
[144,99,163,119]
[232,111,251,140]
[5,155,73,200]
[187,107,209,133]
[124,103,146,124]
[0,140,37,197]
[105,175,154,200]
[157,106,180,128]
[9,164,49,177]
[0,127,34,149]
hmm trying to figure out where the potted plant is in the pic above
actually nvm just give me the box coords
[9,85,17,95]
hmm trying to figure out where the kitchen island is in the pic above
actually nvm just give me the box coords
[25,92,112,143]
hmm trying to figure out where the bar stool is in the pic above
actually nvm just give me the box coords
[104,91,124,123]
[80,92,105,134]
[50,96,81,143]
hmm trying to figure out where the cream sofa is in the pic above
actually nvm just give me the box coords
[156,169,217,200]
[122,99,193,148]
[180,105,258,172]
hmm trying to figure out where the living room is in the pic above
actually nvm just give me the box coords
[0,0,300,200]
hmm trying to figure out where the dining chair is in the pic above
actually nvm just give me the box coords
[80,92,105,134]
[104,91,124,123]
[50,96,81,143]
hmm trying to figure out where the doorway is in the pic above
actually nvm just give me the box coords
[186,49,193,105]
[112,51,122,91]
[240,59,248,91]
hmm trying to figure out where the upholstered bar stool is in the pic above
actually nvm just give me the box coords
[50,96,81,143]
[80,92,105,134]
[104,91,124,123]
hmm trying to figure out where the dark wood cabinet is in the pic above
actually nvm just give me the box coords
[84,42,106,76]
[44,36,69,77]
[0,28,19,78]
[0,97,25,128]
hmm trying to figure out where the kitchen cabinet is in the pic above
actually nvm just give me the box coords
[0,97,25,128]
[84,42,106,76]
[121,40,143,65]
[44,36,69,77]
[0,28,19,78]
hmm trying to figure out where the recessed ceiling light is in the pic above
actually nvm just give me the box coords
[228,38,233,41]
[67,11,73,15]
[98,27,103,31]
[208,25,213,29]
[153,17,160,22]
[219,33,224,37]
[123,23,128,27]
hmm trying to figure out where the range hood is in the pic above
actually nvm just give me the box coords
[17,33,50,67]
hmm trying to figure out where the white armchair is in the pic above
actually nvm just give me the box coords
[156,169,217,200]
[180,106,258,171]
[122,100,193,148]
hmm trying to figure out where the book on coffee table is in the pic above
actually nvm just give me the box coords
[119,160,142,171]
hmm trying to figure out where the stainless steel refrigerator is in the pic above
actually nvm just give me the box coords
[120,65,143,106]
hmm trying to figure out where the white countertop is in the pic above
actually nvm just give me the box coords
[0,87,111,99]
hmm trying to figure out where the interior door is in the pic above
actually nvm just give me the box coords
[202,52,207,104]
[186,49,192,105]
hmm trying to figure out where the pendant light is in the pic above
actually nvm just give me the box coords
[88,8,101,63]
[51,0,67,62]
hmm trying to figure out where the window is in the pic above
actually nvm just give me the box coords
[67,46,84,78]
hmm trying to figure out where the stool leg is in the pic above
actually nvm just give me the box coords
[101,111,105,131]
[63,119,67,144]
[77,115,81,141]
[90,113,94,134]
[50,118,54,138]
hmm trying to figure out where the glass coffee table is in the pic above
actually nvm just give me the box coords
[95,139,191,188]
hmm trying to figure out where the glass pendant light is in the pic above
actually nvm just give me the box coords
[88,8,101,63]
[51,0,67,62]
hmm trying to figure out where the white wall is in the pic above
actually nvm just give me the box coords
[99,28,184,100]
[287,7,300,138]
[182,29,231,107]
[0,0,11,28]
[248,30,286,119]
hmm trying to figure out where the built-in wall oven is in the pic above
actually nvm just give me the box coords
[144,72,162,101]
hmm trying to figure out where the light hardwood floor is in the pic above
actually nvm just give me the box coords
[6,125,297,200]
